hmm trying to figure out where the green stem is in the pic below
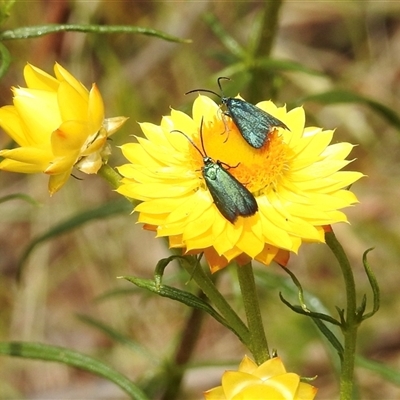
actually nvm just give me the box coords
[248,0,284,102]
[179,258,251,347]
[253,0,283,58]
[326,230,359,400]
[98,164,122,189]
[236,262,269,364]
[161,290,206,400]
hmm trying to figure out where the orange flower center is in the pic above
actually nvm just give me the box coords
[188,116,289,196]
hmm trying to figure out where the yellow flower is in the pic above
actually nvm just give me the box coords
[0,63,127,195]
[204,355,317,400]
[117,95,363,272]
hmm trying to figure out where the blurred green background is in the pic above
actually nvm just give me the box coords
[0,1,399,399]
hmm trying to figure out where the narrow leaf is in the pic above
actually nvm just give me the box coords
[76,315,156,363]
[311,318,344,361]
[297,90,400,130]
[0,341,149,400]
[17,198,132,277]
[154,254,200,289]
[0,42,11,78]
[0,0,15,26]
[120,276,245,342]
[254,57,324,76]
[279,292,341,326]
[216,58,323,85]
[280,265,309,311]
[361,248,380,320]
[0,193,39,206]
[203,13,245,59]
[356,355,400,385]
[0,24,191,43]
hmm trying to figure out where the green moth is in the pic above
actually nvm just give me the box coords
[186,77,289,149]
[171,120,258,224]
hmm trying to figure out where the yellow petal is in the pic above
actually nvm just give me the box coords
[295,382,318,400]
[203,386,226,400]
[45,153,78,175]
[87,83,105,131]
[183,207,216,241]
[135,197,186,214]
[321,141,354,160]
[48,169,72,195]
[238,355,258,374]
[255,244,280,266]
[138,213,169,227]
[51,121,89,156]
[54,62,89,99]
[255,357,287,380]
[0,158,45,173]
[13,88,61,143]
[192,94,222,127]
[58,81,89,122]
[0,106,32,146]
[128,181,197,201]
[263,373,300,399]
[235,218,265,258]
[239,383,288,400]
[0,147,52,170]
[24,63,59,91]
[222,371,261,399]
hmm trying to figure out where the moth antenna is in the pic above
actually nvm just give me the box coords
[198,117,207,157]
[185,88,221,99]
[217,76,231,96]
[171,125,205,158]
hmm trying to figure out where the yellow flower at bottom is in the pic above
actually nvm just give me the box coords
[0,63,127,195]
[204,355,317,400]
[117,95,363,272]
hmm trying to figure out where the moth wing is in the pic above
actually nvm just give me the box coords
[226,98,288,148]
[204,165,258,223]
[226,170,259,217]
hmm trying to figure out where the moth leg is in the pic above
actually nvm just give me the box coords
[217,110,233,143]
[219,160,240,170]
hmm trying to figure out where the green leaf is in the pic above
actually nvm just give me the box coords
[296,90,400,130]
[0,341,149,400]
[120,276,243,340]
[356,355,400,385]
[0,42,10,78]
[154,254,200,289]
[361,248,380,320]
[277,266,341,326]
[17,198,132,277]
[215,59,324,89]
[0,0,15,26]
[77,314,156,363]
[255,268,342,373]
[0,193,39,206]
[95,287,142,301]
[254,57,324,76]
[203,13,245,59]
[279,292,341,326]
[310,317,344,361]
[0,24,191,43]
